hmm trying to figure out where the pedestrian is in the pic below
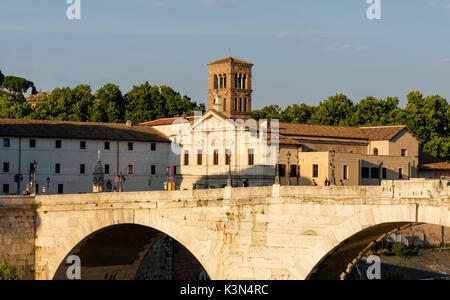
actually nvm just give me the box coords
[324,177,330,186]
[340,180,344,186]
[312,179,318,186]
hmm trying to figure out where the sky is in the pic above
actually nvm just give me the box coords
[1,0,450,109]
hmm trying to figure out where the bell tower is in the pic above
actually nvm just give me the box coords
[207,57,253,120]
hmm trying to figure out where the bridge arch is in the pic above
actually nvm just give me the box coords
[36,209,221,280]
[303,204,449,280]
[53,223,210,280]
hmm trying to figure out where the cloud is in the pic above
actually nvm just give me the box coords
[203,0,242,8]
[439,58,450,64]
[152,1,167,8]
[327,44,369,52]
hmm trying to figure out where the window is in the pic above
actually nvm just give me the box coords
[128,165,133,175]
[290,165,298,178]
[382,168,387,179]
[248,148,254,166]
[58,184,64,194]
[361,167,370,179]
[225,149,231,165]
[128,143,134,151]
[234,98,238,111]
[279,164,286,177]
[312,164,319,178]
[29,139,36,148]
[80,141,86,150]
[151,143,157,151]
[173,166,177,176]
[399,168,403,179]
[3,138,10,147]
[55,164,61,174]
[243,99,247,112]
[80,164,86,174]
[373,148,379,156]
[197,150,203,166]
[104,142,110,150]
[213,149,219,165]
[55,140,62,149]
[151,165,156,175]
[371,168,379,179]
[184,150,189,166]
[105,164,110,175]
[3,184,9,194]
[343,165,349,180]
[3,162,9,173]
[401,149,407,157]
[239,98,242,112]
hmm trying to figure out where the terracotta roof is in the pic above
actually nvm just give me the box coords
[277,122,369,141]
[26,92,51,106]
[359,126,409,141]
[208,57,253,66]
[419,162,450,171]
[140,116,196,126]
[0,119,170,142]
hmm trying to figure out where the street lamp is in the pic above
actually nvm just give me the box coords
[330,150,336,186]
[287,151,291,186]
[46,177,50,195]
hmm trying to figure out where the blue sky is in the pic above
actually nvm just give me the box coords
[1,0,450,109]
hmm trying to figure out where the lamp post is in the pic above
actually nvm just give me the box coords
[227,151,232,187]
[31,161,37,195]
[330,150,336,186]
[46,177,50,195]
[287,151,291,186]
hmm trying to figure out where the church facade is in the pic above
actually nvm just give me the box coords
[145,57,422,190]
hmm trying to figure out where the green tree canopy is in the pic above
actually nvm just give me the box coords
[350,96,401,127]
[90,84,125,123]
[282,103,317,124]
[0,76,34,97]
[0,256,22,280]
[251,105,283,121]
[310,94,355,126]
[0,93,32,119]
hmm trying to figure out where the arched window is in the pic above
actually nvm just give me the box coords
[219,75,223,89]
[223,74,227,88]
[373,148,379,156]
[214,75,218,89]
[234,97,237,111]
[243,98,247,112]
[242,74,246,89]
[235,74,238,88]
[239,98,243,112]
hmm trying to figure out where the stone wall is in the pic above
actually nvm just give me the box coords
[0,196,35,280]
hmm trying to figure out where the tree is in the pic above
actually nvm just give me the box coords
[90,84,125,123]
[0,256,22,280]
[0,93,32,119]
[0,70,4,86]
[282,103,317,124]
[0,76,34,98]
[350,96,401,127]
[310,94,355,126]
[251,105,283,121]
[125,83,206,124]
[396,92,449,161]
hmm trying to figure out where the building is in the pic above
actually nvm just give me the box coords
[145,57,421,189]
[418,151,450,180]
[0,119,171,195]
[1,57,428,194]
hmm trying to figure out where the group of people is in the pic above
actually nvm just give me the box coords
[311,178,345,186]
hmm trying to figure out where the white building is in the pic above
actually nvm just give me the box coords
[0,119,171,195]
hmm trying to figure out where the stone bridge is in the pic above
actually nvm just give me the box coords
[1,180,449,280]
